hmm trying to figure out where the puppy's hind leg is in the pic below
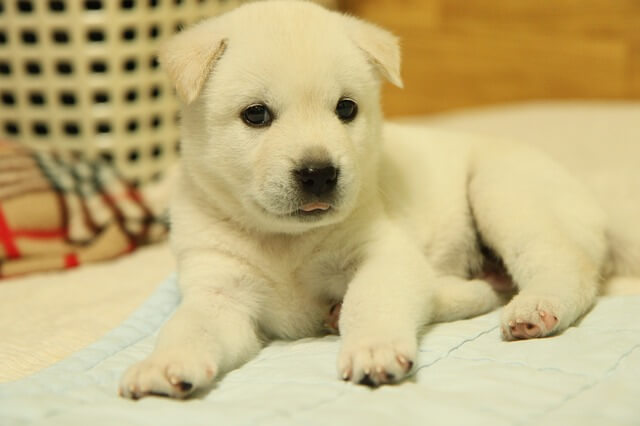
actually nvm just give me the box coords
[327,277,504,334]
[430,277,505,323]
[468,144,609,340]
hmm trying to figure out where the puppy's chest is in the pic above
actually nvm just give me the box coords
[256,239,360,339]
[294,248,359,301]
[260,231,362,295]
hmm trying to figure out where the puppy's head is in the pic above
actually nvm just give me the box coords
[161,1,402,234]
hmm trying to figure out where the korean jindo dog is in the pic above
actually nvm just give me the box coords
[120,1,639,398]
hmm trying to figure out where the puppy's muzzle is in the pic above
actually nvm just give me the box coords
[294,164,339,197]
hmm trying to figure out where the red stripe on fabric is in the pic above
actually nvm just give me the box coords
[0,206,20,259]
[64,253,79,268]
[127,188,143,203]
[12,228,66,239]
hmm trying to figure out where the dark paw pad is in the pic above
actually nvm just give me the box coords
[177,381,193,392]
[359,374,378,388]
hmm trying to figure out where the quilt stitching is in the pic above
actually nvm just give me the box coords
[253,389,352,425]
[436,355,592,420]
[521,342,640,425]
[414,325,499,373]
[447,355,592,379]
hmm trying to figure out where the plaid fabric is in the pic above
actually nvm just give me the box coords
[0,141,168,278]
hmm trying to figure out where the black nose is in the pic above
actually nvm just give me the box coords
[295,165,339,196]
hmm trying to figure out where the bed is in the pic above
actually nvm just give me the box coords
[1,101,639,425]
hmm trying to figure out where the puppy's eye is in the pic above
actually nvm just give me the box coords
[335,98,358,123]
[242,104,273,127]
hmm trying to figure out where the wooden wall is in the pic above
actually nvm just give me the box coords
[341,0,640,116]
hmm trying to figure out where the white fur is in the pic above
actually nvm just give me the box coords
[120,1,634,398]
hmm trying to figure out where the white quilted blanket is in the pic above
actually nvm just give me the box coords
[1,275,639,426]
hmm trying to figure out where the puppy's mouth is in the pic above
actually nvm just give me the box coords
[297,202,332,216]
[253,199,335,221]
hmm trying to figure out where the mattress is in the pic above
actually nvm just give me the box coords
[1,274,639,425]
[1,101,640,424]
[0,243,175,382]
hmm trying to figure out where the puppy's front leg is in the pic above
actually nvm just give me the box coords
[338,222,434,387]
[119,253,263,399]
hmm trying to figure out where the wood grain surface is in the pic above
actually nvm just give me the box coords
[341,0,640,116]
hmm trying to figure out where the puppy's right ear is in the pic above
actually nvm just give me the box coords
[159,22,228,105]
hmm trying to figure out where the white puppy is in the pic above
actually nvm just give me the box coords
[120,1,634,398]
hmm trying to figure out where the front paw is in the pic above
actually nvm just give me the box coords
[119,350,217,400]
[337,335,416,387]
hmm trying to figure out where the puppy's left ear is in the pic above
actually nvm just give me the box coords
[159,21,228,105]
[343,16,403,88]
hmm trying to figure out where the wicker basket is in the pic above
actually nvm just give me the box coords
[0,0,241,184]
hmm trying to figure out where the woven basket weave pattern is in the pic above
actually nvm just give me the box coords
[0,0,240,183]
